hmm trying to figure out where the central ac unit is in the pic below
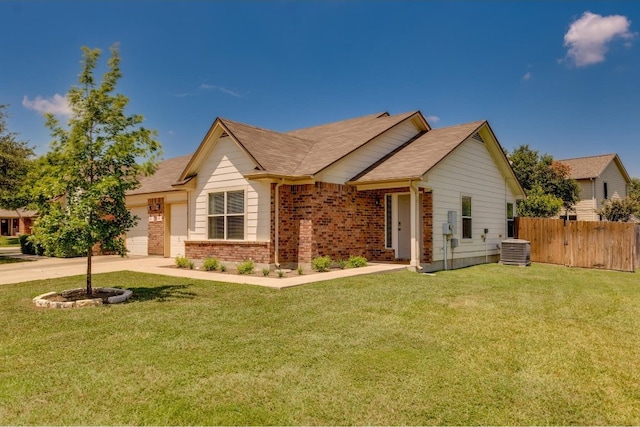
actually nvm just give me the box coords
[500,239,531,266]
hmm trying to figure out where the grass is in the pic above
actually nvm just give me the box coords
[0,256,30,264]
[0,236,19,246]
[1,263,640,425]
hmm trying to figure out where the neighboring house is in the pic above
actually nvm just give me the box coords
[126,111,525,271]
[0,208,35,236]
[557,153,631,221]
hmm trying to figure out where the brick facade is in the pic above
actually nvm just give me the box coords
[277,183,433,265]
[147,197,165,256]
[185,241,272,263]
[183,183,433,266]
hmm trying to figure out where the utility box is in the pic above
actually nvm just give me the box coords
[450,238,459,248]
[442,223,453,235]
[447,211,457,234]
[500,239,531,266]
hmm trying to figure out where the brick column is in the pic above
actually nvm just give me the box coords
[147,197,165,256]
[298,219,313,264]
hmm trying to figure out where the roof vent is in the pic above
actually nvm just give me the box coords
[500,239,531,266]
[471,132,485,143]
[221,131,229,138]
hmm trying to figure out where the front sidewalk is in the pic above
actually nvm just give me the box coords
[0,255,406,289]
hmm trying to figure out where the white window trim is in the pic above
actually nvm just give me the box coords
[207,188,247,241]
[506,202,515,238]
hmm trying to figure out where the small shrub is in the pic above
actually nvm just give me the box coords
[277,269,285,278]
[175,255,194,269]
[202,257,220,271]
[311,255,332,272]
[237,259,255,275]
[220,264,227,272]
[19,235,44,255]
[262,267,270,276]
[347,255,367,268]
[336,259,347,269]
[297,265,304,275]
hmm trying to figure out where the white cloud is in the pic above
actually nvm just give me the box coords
[563,11,634,67]
[22,94,72,116]
[523,71,532,80]
[200,84,241,97]
[426,115,440,124]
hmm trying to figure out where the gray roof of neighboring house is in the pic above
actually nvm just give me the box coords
[351,121,486,183]
[0,208,36,218]
[128,154,193,195]
[558,153,631,182]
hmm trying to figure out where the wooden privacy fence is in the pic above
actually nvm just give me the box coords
[515,217,639,272]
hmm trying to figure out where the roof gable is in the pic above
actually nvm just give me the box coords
[350,120,525,196]
[558,153,631,183]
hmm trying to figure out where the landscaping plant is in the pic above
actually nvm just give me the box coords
[311,255,332,272]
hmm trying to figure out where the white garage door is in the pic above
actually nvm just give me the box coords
[170,204,188,258]
[126,206,148,256]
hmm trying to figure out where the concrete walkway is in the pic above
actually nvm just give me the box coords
[0,254,406,289]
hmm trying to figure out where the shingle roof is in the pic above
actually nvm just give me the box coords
[0,208,36,218]
[290,111,420,175]
[128,154,193,195]
[351,121,485,183]
[557,153,619,180]
[219,119,315,175]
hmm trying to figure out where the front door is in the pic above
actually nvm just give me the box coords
[397,195,411,259]
[0,219,8,236]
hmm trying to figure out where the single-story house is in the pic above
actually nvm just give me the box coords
[557,153,631,221]
[0,208,35,236]
[126,110,525,271]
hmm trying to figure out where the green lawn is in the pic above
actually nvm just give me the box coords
[1,263,639,425]
[0,236,19,246]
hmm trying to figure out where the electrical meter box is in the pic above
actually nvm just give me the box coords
[447,211,458,234]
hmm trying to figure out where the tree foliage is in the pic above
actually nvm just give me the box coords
[516,186,564,218]
[597,197,639,222]
[507,145,580,217]
[629,177,640,202]
[0,105,34,210]
[28,45,161,294]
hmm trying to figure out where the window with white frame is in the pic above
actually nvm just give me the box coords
[208,190,245,240]
[506,202,514,238]
[462,196,472,239]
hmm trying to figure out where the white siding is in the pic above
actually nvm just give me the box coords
[573,179,597,221]
[573,162,628,221]
[317,121,421,184]
[189,136,271,241]
[426,137,519,263]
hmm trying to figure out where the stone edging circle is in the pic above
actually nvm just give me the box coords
[33,287,133,309]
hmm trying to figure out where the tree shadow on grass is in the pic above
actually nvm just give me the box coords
[127,284,197,302]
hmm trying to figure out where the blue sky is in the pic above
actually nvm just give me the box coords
[2,1,640,177]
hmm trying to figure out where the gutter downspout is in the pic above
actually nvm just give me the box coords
[274,179,285,268]
[410,180,422,271]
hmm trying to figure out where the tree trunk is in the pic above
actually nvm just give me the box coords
[87,247,92,296]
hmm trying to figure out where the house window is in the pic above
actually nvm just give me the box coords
[385,194,392,248]
[208,190,245,240]
[506,202,514,238]
[462,196,472,239]
[604,182,608,199]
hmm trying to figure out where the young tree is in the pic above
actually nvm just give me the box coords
[29,45,161,295]
[629,177,640,202]
[0,105,34,210]
[516,186,564,218]
[597,198,639,222]
[507,145,580,217]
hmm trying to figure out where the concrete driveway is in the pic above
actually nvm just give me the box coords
[0,254,406,289]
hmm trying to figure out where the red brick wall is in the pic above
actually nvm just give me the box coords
[19,217,32,235]
[277,183,433,264]
[185,241,272,263]
[147,197,164,256]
